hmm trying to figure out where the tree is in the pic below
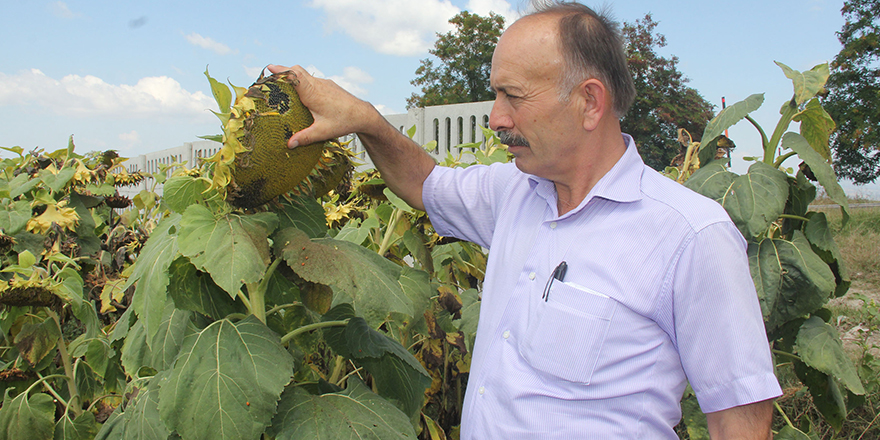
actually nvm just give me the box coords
[823,0,880,184]
[620,14,716,171]
[407,11,504,108]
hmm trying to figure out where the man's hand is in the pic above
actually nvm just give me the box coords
[705,399,774,440]
[266,64,382,148]
[265,64,435,211]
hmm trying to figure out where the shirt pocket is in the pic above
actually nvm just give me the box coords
[519,282,617,384]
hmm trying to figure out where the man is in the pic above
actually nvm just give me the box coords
[269,1,782,438]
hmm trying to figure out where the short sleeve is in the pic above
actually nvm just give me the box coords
[672,221,782,413]
[422,163,518,249]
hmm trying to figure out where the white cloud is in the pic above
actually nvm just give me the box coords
[184,32,236,55]
[50,2,82,19]
[118,130,140,150]
[306,65,374,98]
[309,0,460,56]
[466,0,519,25]
[0,69,216,118]
[244,65,265,79]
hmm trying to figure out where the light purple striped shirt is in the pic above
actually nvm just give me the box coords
[422,134,782,439]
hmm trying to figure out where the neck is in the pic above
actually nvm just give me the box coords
[554,130,627,215]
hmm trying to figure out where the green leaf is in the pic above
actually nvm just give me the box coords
[55,266,85,308]
[794,361,846,431]
[749,231,837,331]
[457,288,481,352]
[162,175,212,214]
[322,307,431,417]
[699,93,764,160]
[167,257,247,319]
[158,316,294,440]
[402,229,433,272]
[776,62,830,106]
[384,188,414,213]
[720,162,789,239]
[797,316,865,395]
[684,162,737,202]
[8,174,40,199]
[178,204,277,298]
[204,67,232,114]
[0,200,32,235]
[120,318,152,377]
[267,378,417,440]
[792,98,835,161]
[40,166,76,193]
[781,132,850,225]
[128,213,181,342]
[0,389,55,440]
[680,392,709,440]
[148,302,195,370]
[54,412,99,440]
[123,382,171,440]
[275,195,328,239]
[775,425,813,440]
[804,212,850,298]
[276,228,431,326]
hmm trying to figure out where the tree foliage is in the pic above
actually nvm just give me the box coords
[620,14,716,171]
[407,11,504,108]
[824,0,880,184]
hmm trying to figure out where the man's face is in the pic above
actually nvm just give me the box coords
[489,15,584,180]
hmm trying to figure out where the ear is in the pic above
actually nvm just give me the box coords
[576,79,608,131]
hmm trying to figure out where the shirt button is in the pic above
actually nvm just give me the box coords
[550,221,558,229]
[502,330,510,339]
[478,386,485,395]
[529,272,536,280]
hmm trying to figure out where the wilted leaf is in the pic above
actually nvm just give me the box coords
[776,62,829,106]
[14,318,61,367]
[267,379,417,440]
[782,132,850,225]
[277,228,432,326]
[0,389,55,440]
[178,204,277,298]
[792,98,835,161]
[797,316,865,395]
[158,316,293,440]
[100,279,126,313]
[26,202,80,234]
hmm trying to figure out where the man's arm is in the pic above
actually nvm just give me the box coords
[266,64,436,210]
[705,399,774,440]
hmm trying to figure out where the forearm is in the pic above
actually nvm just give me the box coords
[705,399,774,440]
[354,105,436,211]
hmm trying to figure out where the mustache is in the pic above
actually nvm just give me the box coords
[497,131,530,147]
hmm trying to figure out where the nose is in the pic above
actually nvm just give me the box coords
[489,98,512,132]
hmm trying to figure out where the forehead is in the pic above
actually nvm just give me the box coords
[490,15,564,89]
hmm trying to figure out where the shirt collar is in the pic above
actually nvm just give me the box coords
[527,133,644,216]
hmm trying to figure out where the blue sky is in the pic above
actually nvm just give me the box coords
[3,0,877,197]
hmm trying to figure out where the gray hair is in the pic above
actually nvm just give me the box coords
[526,1,635,117]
